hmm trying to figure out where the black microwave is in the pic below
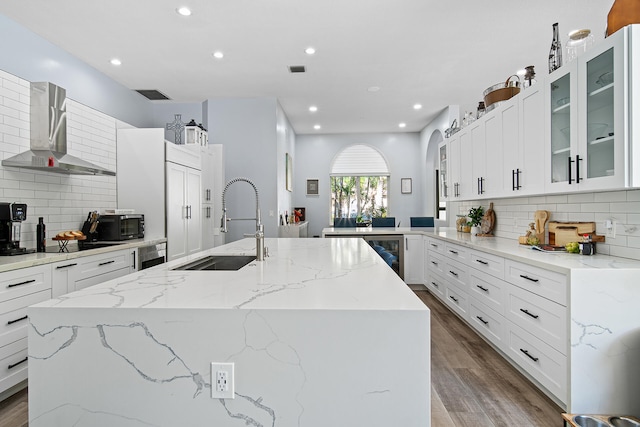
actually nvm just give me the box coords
[97,214,144,241]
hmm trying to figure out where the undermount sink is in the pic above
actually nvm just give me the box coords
[609,417,640,427]
[172,255,256,271]
[573,415,611,427]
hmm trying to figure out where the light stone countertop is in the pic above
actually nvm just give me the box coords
[323,226,640,273]
[0,238,167,273]
[31,237,427,311]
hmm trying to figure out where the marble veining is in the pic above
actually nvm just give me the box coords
[571,318,613,350]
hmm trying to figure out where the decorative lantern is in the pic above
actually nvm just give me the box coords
[184,119,200,145]
[198,123,208,146]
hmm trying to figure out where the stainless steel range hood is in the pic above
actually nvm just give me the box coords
[2,82,116,176]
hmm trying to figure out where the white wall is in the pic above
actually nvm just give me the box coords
[204,97,279,242]
[293,132,421,238]
[276,101,295,222]
[0,70,118,249]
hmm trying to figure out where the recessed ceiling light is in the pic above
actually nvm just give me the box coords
[314,124,321,130]
[399,123,407,128]
[176,7,192,16]
[305,47,316,55]
[110,58,122,66]
[413,104,422,110]
[309,106,318,112]
[367,86,380,92]
[212,51,224,59]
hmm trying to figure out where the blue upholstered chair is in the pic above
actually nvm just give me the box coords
[333,217,357,228]
[372,217,396,227]
[410,217,434,227]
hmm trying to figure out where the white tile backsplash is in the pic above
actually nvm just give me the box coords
[1,71,117,250]
[452,188,640,261]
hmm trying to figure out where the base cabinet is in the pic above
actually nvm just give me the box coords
[403,235,424,284]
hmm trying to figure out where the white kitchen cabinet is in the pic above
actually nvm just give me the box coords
[403,235,423,285]
[470,122,486,198]
[200,144,225,251]
[166,160,202,261]
[514,85,546,195]
[482,112,504,198]
[0,265,51,395]
[438,141,449,200]
[545,28,628,193]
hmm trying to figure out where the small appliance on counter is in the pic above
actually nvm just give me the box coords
[96,213,144,241]
[0,202,35,256]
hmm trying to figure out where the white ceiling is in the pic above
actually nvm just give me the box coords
[0,0,614,134]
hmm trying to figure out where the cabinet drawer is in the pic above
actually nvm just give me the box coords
[425,238,445,254]
[426,251,447,278]
[0,265,51,302]
[445,242,468,261]
[78,252,130,280]
[506,285,567,355]
[505,322,567,403]
[504,260,567,305]
[0,338,28,394]
[74,267,130,292]
[445,257,468,291]
[468,268,506,315]
[469,249,504,280]
[469,298,506,348]
[445,286,468,320]
[426,271,446,300]
[0,290,51,348]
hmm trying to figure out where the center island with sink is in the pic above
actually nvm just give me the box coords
[27,237,430,427]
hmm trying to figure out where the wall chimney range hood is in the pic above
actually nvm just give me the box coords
[2,82,116,176]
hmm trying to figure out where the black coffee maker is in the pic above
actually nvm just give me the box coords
[0,202,34,255]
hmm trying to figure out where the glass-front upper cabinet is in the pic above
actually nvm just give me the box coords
[438,141,448,200]
[546,27,627,193]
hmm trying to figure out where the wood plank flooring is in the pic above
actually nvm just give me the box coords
[0,290,562,427]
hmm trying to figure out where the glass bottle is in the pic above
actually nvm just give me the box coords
[36,217,46,252]
[548,23,562,73]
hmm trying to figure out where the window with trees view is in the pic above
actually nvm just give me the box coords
[331,176,388,223]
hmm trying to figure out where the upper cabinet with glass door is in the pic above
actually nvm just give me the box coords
[546,26,628,193]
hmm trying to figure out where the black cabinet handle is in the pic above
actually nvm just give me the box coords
[449,270,458,277]
[576,155,582,183]
[7,315,28,325]
[516,168,521,190]
[98,260,115,266]
[56,263,77,269]
[449,249,458,255]
[475,259,488,265]
[430,243,438,248]
[519,274,539,283]
[7,279,35,288]
[568,156,574,184]
[476,285,489,292]
[431,281,439,288]
[520,308,539,319]
[476,316,488,325]
[431,261,438,266]
[132,251,136,269]
[8,357,28,370]
[449,296,458,303]
[512,169,516,191]
[520,348,539,362]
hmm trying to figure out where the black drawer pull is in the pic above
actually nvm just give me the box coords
[56,263,78,269]
[519,274,539,283]
[7,279,35,288]
[431,281,439,288]
[431,261,438,266]
[476,316,488,325]
[520,308,539,319]
[430,243,438,248]
[7,315,28,325]
[520,348,539,362]
[476,285,489,292]
[8,357,28,370]
[98,260,115,266]
[449,270,458,277]
[476,259,488,265]
[449,250,458,255]
[449,295,458,303]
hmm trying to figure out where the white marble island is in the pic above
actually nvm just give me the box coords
[27,238,430,427]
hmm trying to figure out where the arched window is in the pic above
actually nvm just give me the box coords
[330,145,390,224]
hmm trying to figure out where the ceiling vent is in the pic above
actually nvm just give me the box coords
[135,89,171,100]
[288,65,306,73]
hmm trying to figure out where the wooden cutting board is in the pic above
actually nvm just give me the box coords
[548,221,605,246]
[479,202,496,236]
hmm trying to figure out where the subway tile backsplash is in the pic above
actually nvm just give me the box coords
[1,70,117,250]
[452,188,640,261]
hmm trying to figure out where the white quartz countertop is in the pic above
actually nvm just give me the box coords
[323,226,640,273]
[32,238,427,311]
[0,238,167,273]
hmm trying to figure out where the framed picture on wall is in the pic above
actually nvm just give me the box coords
[306,179,319,196]
[286,153,293,192]
[401,178,412,194]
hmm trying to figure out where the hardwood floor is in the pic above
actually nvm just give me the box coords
[0,290,562,427]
